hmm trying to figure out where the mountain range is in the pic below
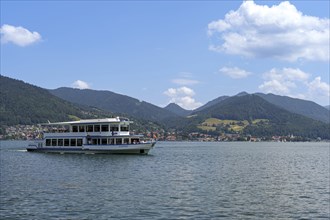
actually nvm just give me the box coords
[1,75,329,139]
[164,91,329,124]
[0,75,163,134]
[0,75,87,125]
[49,87,178,123]
[192,94,329,138]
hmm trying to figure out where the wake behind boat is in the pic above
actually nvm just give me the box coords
[27,117,156,154]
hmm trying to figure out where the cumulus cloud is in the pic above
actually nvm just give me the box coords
[259,68,329,103]
[72,80,90,89]
[0,24,42,47]
[308,77,330,98]
[164,86,202,110]
[164,87,195,97]
[259,68,309,95]
[219,66,251,79]
[208,1,330,61]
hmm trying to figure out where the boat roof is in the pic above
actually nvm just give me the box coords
[42,117,132,126]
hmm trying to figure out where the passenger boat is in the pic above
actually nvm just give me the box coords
[27,117,156,154]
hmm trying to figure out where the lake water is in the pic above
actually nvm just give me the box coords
[0,141,329,219]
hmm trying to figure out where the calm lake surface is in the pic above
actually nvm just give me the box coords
[1,141,329,219]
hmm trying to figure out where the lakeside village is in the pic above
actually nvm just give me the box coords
[0,124,324,142]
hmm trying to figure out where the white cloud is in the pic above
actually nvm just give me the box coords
[164,86,202,110]
[72,80,90,89]
[208,1,330,61]
[259,68,330,103]
[219,66,251,79]
[164,86,195,97]
[259,68,308,95]
[0,24,42,47]
[259,78,295,95]
[308,77,330,98]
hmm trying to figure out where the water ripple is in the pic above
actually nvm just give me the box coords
[1,141,329,219]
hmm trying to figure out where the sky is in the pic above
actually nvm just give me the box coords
[1,0,329,110]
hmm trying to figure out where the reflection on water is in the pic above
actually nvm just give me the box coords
[1,141,329,219]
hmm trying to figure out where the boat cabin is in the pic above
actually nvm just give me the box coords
[42,117,143,147]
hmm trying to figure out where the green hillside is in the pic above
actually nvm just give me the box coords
[1,75,329,140]
[198,118,267,132]
[0,75,92,125]
[192,95,330,139]
[50,87,178,123]
[193,92,329,123]
[0,76,164,136]
[164,103,192,116]
[255,93,330,123]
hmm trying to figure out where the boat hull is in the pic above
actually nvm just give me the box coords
[27,142,156,155]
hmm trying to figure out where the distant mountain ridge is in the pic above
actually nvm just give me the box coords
[255,93,329,123]
[193,92,329,123]
[0,75,89,125]
[164,103,192,117]
[1,75,329,139]
[193,95,229,113]
[0,76,165,134]
[50,87,177,123]
[50,86,329,124]
[193,94,330,139]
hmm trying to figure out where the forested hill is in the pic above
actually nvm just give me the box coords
[164,103,192,116]
[255,93,330,123]
[193,95,229,112]
[0,75,91,125]
[50,87,178,123]
[1,75,329,139]
[191,92,329,123]
[193,94,330,139]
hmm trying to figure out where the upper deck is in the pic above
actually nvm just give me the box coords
[43,117,132,138]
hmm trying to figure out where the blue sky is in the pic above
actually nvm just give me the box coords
[1,1,329,109]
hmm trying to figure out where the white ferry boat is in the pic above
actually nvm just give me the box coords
[27,117,156,154]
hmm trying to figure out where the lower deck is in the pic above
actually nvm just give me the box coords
[44,136,146,148]
[27,139,156,155]
[26,147,151,155]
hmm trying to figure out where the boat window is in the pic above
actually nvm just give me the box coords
[108,138,115,145]
[92,139,98,145]
[131,138,139,144]
[58,139,64,146]
[124,138,129,144]
[64,139,70,146]
[77,139,83,146]
[87,125,93,132]
[51,139,57,146]
[79,126,85,132]
[101,125,109,132]
[94,125,100,132]
[64,126,70,133]
[110,124,119,131]
[121,125,129,132]
[116,138,122,145]
[72,126,78,132]
[46,139,51,146]
[70,139,76,146]
[101,138,107,145]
